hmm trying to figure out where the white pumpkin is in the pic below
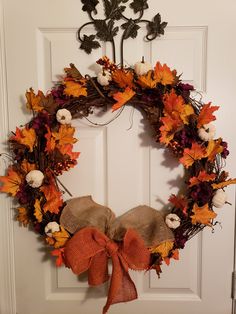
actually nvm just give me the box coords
[165,213,181,229]
[134,59,152,76]
[56,108,72,125]
[97,70,111,86]
[45,221,60,237]
[26,170,44,188]
[212,189,227,208]
[198,123,216,141]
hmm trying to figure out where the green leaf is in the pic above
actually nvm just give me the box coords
[80,34,101,54]
[121,19,140,39]
[130,0,148,13]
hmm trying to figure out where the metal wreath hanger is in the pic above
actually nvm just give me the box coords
[77,0,168,66]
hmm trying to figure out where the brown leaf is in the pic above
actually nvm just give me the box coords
[64,63,83,80]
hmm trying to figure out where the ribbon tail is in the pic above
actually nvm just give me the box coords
[103,254,137,314]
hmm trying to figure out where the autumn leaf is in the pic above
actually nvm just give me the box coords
[64,63,83,81]
[44,126,56,152]
[0,167,22,196]
[137,70,158,89]
[11,127,36,152]
[52,227,70,248]
[112,87,135,112]
[25,88,44,112]
[38,91,59,114]
[112,69,135,89]
[169,194,188,215]
[58,144,80,160]
[34,199,43,223]
[164,249,179,266]
[154,62,175,85]
[41,175,63,214]
[212,178,236,189]
[21,160,36,174]
[159,116,182,145]
[205,139,224,162]
[64,80,87,98]
[163,90,194,124]
[150,241,174,258]
[189,170,216,187]
[191,203,217,225]
[16,207,30,227]
[51,248,65,267]
[197,103,219,128]
[52,125,77,146]
[179,142,206,168]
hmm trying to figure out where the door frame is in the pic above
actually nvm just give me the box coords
[0,1,16,314]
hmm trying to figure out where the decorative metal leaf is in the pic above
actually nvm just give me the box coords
[94,19,119,41]
[121,19,140,39]
[130,0,148,13]
[147,13,168,39]
[104,0,126,20]
[81,0,99,14]
[80,34,101,54]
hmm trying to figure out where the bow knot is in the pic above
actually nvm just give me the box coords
[64,227,150,314]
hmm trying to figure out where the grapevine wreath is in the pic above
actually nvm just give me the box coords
[1,1,236,314]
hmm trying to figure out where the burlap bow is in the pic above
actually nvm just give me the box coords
[64,227,151,314]
[61,196,174,313]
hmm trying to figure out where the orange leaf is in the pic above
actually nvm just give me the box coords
[189,170,216,187]
[191,203,217,225]
[164,249,179,266]
[163,90,194,124]
[205,139,224,162]
[45,126,56,152]
[112,87,135,112]
[51,248,65,267]
[154,62,175,85]
[58,144,80,160]
[52,125,77,146]
[16,207,30,227]
[169,194,188,215]
[21,160,36,174]
[137,70,158,89]
[0,167,22,196]
[159,116,182,145]
[11,127,36,152]
[179,142,206,168]
[112,69,135,89]
[25,88,44,112]
[212,178,236,189]
[149,241,174,258]
[41,175,63,214]
[64,80,87,98]
[197,103,219,128]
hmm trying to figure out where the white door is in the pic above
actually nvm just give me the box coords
[0,1,236,314]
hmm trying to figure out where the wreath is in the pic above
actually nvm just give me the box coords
[0,55,235,313]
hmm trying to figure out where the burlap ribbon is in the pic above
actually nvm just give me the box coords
[64,227,150,314]
[61,196,174,313]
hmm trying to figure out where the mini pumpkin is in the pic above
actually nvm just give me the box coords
[45,221,60,237]
[56,108,72,125]
[198,123,216,142]
[165,213,181,229]
[26,170,44,188]
[134,58,152,76]
[97,70,111,86]
[212,189,227,208]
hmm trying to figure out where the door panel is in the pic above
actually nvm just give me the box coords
[2,0,236,313]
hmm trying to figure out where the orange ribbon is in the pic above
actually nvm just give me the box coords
[64,227,151,314]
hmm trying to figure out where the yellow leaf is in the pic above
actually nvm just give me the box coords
[64,80,87,98]
[34,199,43,223]
[0,167,22,196]
[191,203,217,225]
[205,139,224,162]
[179,142,206,168]
[52,226,70,248]
[112,87,135,112]
[212,178,236,189]
[11,127,36,152]
[137,70,158,89]
[149,241,174,258]
[52,125,77,146]
[16,207,30,227]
